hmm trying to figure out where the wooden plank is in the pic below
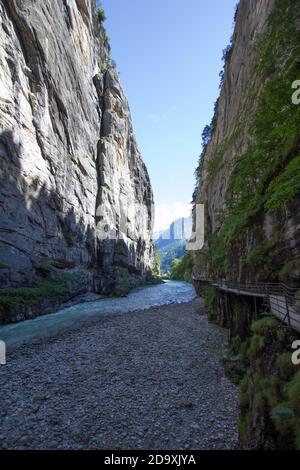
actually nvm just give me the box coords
[215,285,266,298]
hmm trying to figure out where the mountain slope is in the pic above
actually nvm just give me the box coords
[155,215,192,273]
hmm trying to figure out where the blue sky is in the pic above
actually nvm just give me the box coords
[100,0,237,229]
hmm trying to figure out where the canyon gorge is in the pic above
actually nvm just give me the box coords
[0,0,299,453]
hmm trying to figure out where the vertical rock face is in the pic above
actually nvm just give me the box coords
[94,70,154,295]
[193,0,300,285]
[192,0,300,450]
[0,0,153,321]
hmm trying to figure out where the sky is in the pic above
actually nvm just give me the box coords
[100,0,238,230]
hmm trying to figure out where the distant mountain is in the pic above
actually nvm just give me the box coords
[154,215,192,273]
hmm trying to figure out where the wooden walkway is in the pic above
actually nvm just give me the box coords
[211,283,266,299]
[193,278,300,333]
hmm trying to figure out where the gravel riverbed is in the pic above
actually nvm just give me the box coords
[0,298,239,450]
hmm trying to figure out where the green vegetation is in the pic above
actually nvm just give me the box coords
[170,252,193,282]
[248,335,264,360]
[230,335,242,355]
[99,58,116,74]
[0,263,9,269]
[104,33,111,44]
[266,155,300,210]
[276,353,297,381]
[279,259,300,281]
[203,286,217,321]
[153,249,161,277]
[209,234,227,277]
[0,283,66,308]
[0,271,83,312]
[144,276,164,286]
[157,240,186,274]
[219,36,234,89]
[207,128,241,182]
[238,411,251,442]
[194,0,300,280]
[224,0,300,239]
[227,313,300,449]
[222,336,248,385]
[241,237,279,278]
[207,146,225,182]
[194,234,227,279]
[97,6,106,22]
[251,316,279,336]
[141,250,164,286]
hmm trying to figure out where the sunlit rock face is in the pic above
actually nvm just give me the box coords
[94,69,154,295]
[0,0,153,317]
[193,0,300,285]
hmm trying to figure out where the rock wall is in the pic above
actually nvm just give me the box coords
[94,70,154,295]
[192,0,300,450]
[0,0,154,322]
[193,0,300,285]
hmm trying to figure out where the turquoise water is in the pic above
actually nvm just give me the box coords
[0,281,196,351]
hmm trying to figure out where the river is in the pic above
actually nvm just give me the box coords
[0,281,196,351]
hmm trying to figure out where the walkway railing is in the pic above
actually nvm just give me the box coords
[193,277,300,333]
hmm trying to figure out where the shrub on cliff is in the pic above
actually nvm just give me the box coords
[251,316,279,336]
[99,58,116,75]
[97,6,106,22]
[276,353,297,381]
[231,314,300,449]
[249,335,265,360]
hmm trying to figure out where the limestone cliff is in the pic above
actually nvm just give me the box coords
[193,0,300,285]
[0,0,154,322]
[192,0,300,450]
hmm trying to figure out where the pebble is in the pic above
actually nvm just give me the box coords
[0,299,239,450]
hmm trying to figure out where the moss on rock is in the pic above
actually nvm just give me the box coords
[230,313,300,449]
